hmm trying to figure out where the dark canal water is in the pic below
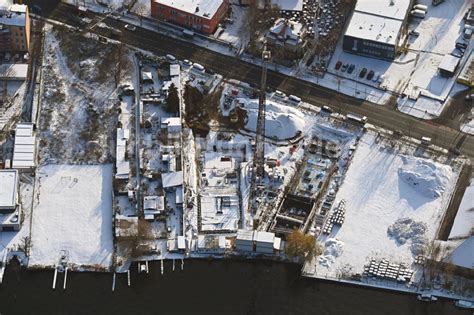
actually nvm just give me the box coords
[0,259,470,315]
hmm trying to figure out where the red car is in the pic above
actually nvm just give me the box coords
[335,61,342,70]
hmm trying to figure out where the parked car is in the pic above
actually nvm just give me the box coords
[455,42,468,50]
[451,49,464,58]
[321,105,333,113]
[372,72,380,82]
[359,67,367,78]
[409,30,420,36]
[124,24,136,31]
[366,70,375,80]
[348,64,355,74]
[341,63,349,72]
[274,90,286,98]
[335,61,342,70]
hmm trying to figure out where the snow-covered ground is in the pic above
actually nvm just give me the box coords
[29,164,114,270]
[39,24,134,164]
[241,98,306,140]
[216,1,250,52]
[313,131,460,279]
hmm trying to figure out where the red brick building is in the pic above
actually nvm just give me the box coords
[151,0,229,34]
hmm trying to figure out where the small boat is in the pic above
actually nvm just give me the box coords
[417,293,438,302]
[455,300,474,309]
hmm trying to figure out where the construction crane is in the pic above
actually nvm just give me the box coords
[248,44,271,215]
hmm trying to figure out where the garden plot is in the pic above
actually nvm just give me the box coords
[315,132,460,279]
[29,164,114,270]
[38,25,133,164]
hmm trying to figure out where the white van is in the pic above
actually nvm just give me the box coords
[288,95,301,104]
[274,90,286,98]
[166,54,176,62]
[192,63,205,72]
[421,136,431,145]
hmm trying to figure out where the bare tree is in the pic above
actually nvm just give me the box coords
[133,3,147,27]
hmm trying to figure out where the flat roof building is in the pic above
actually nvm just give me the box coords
[151,0,229,34]
[12,122,36,171]
[438,54,460,77]
[0,169,17,210]
[0,169,21,231]
[343,0,414,60]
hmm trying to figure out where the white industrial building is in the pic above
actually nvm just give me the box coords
[236,229,254,252]
[343,0,414,60]
[254,231,276,254]
[12,122,36,171]
[438,54,461,77]
[235,229,281,254]
[0,169,21,231]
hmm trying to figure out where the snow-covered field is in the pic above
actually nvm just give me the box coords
[29,164,114,270]
[314,132,460,278]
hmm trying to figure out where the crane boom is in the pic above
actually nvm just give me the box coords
[248,46,271,216]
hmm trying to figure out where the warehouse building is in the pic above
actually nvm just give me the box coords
[0,169,21,231]
[343,0,414,60]
[150,0,229,34]
[438,54,460,77]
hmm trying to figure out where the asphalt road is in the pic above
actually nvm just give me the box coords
[27,0,474,160]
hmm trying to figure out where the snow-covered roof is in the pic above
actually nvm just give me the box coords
[143,195,165,211]
[355,0,411,21]
[142,71,153,81]
[170,64,180,77]
[272,0,303,11]
[0,64,28,80]
[0,169,17,209]
[9,4,26,13]
[162,171,183,188]
[269,18,303,41]
[203,152,235,169]
[439,54,460,73]
[237,229,254,241]
[344,11,402,45]
[115,128,129,179]
[254,231,275,244]
[152,0,224,20]
[443,237,474,269]
[0,4,27,27]
[12,123,36,169]
[161,117,181,127]
[177,235,186,249]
